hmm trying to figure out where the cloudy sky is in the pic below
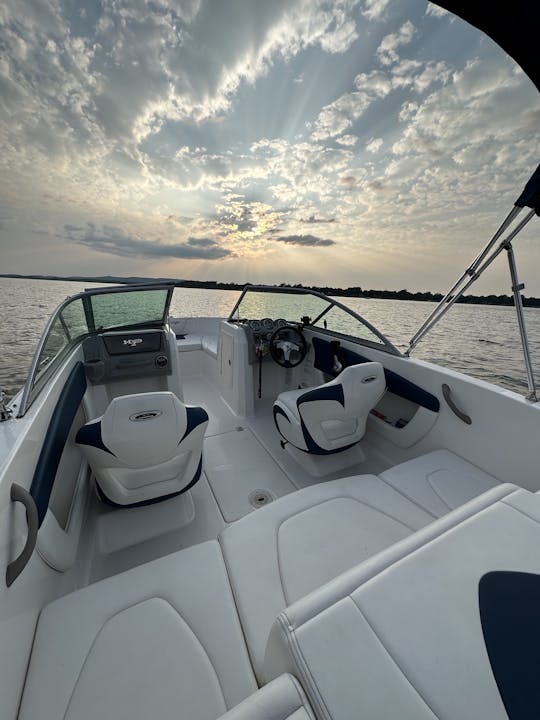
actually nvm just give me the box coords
[1,0,539,292]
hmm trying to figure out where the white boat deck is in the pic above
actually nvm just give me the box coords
[84,373,392,584]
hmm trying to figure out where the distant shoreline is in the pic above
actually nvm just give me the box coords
[2,273,540,308]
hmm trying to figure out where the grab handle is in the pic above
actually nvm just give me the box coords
[6,484,38,587]
[442,383,472,425]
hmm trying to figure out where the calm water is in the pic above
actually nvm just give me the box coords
[1,276,539,400]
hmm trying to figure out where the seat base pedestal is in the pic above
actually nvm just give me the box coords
[283,442,365,477]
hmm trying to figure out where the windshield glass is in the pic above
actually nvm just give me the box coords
[21,285,172,414]
[230,288,331,324]
[91,288,170,331]
[229,286,394,349]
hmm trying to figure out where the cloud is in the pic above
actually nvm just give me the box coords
[187,237,218,246]
[366,137,383,153]
[300,216,336,224]
[376,21,415,65]
[67,223,231,259]
[275,234,336,246]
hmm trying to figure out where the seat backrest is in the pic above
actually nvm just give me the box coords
[100,391,187,467]
[76,391,209,506]
[328,362,386,418]
[296,362,385,451]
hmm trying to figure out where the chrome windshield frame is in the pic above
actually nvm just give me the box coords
[17,282,175,417]
[228,285,401,355]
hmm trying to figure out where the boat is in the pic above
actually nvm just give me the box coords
[1,3,540,719]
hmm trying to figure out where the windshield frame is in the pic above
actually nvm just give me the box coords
[228,285,401,355]
[17,282,174,417]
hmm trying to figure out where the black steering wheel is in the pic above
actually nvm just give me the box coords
[268,325,307,368]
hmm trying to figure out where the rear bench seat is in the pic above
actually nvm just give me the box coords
[19,542,258,720]
[219,449,501,680]
[19,449,501,719]
[264,483,540,719]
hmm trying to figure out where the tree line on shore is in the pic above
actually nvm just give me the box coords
[2,273,540,308]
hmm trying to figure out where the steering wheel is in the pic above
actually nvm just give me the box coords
[268,325,307,368]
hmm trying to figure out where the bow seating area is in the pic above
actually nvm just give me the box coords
[18,448,512,720]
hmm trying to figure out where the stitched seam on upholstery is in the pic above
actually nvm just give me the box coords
[218,535,260,683]
[377,475,438,520]
[426,471,453,511]
[289,675,317,720]
[62,597,227,719]
[500,498,540,526]
[350,599,440,719]
[276,614,332,720]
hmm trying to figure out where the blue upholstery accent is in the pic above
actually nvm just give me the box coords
[75,420,115,456]
[180,406,209,444]
[297,382,345,409]
[480,571,540,719]
[97,455,203,508]
[312,337,440,413]
[30,362,87,527]
[298,383,352,455]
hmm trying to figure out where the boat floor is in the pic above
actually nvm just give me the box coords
[80,377,392,586]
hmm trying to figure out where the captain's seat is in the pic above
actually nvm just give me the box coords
[273,362,386,454]
[76,391,208,506]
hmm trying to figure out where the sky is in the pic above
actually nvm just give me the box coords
[0,0,539,293]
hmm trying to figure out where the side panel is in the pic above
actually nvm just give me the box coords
[0,348,88,720]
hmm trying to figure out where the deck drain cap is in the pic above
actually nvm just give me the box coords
[249,489,274,508]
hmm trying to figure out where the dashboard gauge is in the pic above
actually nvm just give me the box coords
[275,318,287,328]
[248,319,262,332]
[261,317,274,330]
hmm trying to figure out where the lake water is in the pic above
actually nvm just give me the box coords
[1,276,539,400]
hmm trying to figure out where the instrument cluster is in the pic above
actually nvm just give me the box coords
[246,317,287,335]
[238,318,288,364]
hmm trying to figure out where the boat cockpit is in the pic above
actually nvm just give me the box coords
[2,278,540,720]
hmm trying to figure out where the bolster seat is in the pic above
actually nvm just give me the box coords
[76,391,208,506]
[19,542,257,720]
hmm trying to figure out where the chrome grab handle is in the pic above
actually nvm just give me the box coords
[442,383,472,425]
[6,484,38,587]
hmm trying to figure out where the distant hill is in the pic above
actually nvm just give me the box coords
[2,273,540,307]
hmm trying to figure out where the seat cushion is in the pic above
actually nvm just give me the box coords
[218,674,315,720]
[264,484,528,720]
[219,475,434,681]
[379,449,501,518]
[19,541,257,720]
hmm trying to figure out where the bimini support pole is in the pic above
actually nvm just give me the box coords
[505,242,537,401]
[406,163,540,361]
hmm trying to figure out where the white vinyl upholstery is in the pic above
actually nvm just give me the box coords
[76,391,208,505]
[220,473,435,681]
[264,484,534,720]
[273,362,386,454]
[379,449,501,517]
[19,541,257,720]
[217,675,315,720]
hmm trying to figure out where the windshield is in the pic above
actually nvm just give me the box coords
[20,285,173,415]
[229,286,397,351]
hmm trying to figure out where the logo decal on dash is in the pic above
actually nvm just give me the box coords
[123,338,143,347]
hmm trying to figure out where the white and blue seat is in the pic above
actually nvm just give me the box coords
[273,362,386,454]
[76,391,208,507]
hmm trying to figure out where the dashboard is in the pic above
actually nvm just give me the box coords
[235,318,289,364]
[82,329,172,384]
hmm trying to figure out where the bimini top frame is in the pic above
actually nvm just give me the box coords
[406,164,540,401]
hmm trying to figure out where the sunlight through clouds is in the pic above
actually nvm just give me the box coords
[0,0,538,292]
